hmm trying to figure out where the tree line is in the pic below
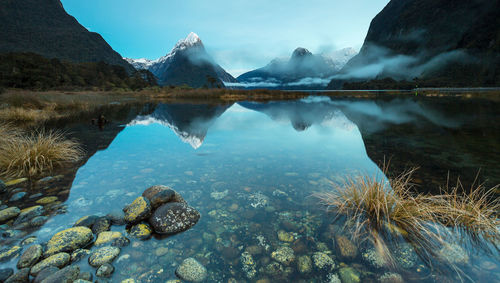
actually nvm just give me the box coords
[0,52,157,91]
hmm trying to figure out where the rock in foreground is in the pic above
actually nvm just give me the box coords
[149,202,200,234]
[175,258,207,282]
[123,197,152,223]
[45,227,93,256]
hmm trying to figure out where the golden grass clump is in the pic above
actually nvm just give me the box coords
[0,107,54,123]
[436,178,500,245]
[0,126,84,179]
[315,168,500,265]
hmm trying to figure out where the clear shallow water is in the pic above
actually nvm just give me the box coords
[1,96,499,282]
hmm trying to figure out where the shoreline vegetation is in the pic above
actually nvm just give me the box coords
[314,167,499,273]
[0,123,83,180]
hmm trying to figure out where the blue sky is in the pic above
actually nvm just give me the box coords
[61,0,389,76]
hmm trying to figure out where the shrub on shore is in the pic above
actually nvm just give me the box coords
[0,125,83,179]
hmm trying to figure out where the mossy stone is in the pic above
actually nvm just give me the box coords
[17,244,42,268]
[45,227,93,256]
[30,252,70,276]
[88,246,120,267]
[123,197,152,223]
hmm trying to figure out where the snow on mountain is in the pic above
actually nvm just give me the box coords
[322,47,358,70]
[124,32,235,87]
[124,58,155,70]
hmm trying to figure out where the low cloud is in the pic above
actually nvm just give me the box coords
[335,43,475,81]
[226,76,332,88]
[285,77,332,87]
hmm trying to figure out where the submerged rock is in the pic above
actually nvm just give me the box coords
[91,217,111,234]
[34,266,59,283]
[4,178,27,187]
[277,230,294,242]
[95,231,129,247]
[0,207,20,223]
[9,192,26,202]
[71,249,90,263]
[362,247,388,269]
[264,262,285,277]
[41,265,80,283]
[30,252,70,276]
[297,255,312,274]
[4,268,29,283]
[0,245,21,262]
[338,267,361,283]
[439,243,469,265]
[45,227,93,256]
[13,205,44,225]
[312,252,335,271]
[271,246,295,265]
[106,210,126,225]
[123,197,152,223]
[210,190,228,200]
[175,258,207,282]
[30,216,48,227]
[327,273,341,283]
[96,263,114,278]
[36,196,58,205]
[88,246,120,267]
[394,243,418,269]
[129,223,152,240]
[77,271,93,281]
[17,244,42,268]
[240,251,256,279]
[379,272,404,283]
[149,202,200,234]
[142,185,182,207]
[73,215,99,228]
[0,268,14,282]
[335,235,358,260]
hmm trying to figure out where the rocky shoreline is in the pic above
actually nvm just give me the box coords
[0,183,201,282]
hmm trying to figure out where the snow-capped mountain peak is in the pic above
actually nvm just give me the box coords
[173,32,203,51]
[185,32,201,45]
[124,57,155,70]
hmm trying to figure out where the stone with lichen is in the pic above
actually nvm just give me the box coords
[44,227,93,257]
[123,197,152,223]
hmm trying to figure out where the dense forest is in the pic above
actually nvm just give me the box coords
[0,52,157,91]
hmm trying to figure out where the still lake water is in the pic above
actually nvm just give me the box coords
[1,95,499,282]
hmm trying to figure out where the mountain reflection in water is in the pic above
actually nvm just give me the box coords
[0,96,498,282]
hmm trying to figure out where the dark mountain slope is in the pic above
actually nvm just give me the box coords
[125,33,236,88]
[0,0,134,72]
[329,0,500,89]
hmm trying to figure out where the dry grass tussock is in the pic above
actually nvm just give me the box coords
[314,167,499,267]
[0,106,56,123]
[0,124,84,179]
